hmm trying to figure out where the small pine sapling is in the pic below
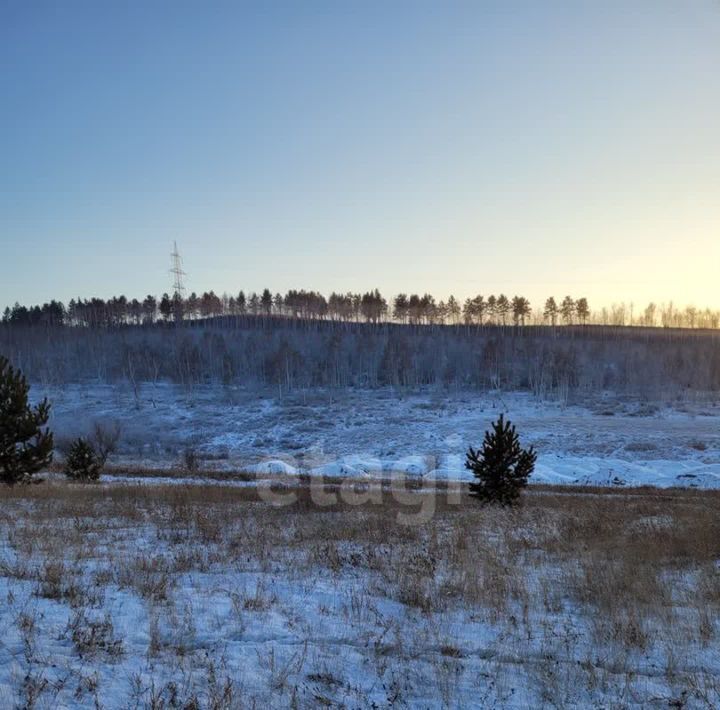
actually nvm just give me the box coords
[64,438,103,482]
[465,414,536,505]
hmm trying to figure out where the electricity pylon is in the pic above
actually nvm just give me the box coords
[170,241,186,298]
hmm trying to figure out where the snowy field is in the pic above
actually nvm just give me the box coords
[0,482,718,708]
[40,383,720,489]
[3,384,719,707]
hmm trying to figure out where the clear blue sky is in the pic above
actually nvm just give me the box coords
[2,0,719,312]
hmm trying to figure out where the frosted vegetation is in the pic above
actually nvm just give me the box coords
[2,318,720,707]
[3,318,720,397]
[40,385,720,489]
[0,483,717,707]
[9,317,720,491]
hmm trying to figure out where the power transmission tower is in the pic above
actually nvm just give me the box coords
[170,241,186,298]
[169,242,187,325]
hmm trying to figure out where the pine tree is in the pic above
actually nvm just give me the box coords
[560,296,575,325]
[496,294,510,325]
[511,296,531,326]
[0,356,53,484]
[261,288,273,316]
[159,293,173,322]
[544,297,559,326]
[465,414,536,505]
[64,438,103,482]
[575,297,590,325]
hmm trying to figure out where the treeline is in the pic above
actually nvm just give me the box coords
[0,290,551,328]
[3,288,719,330]
[2,317,720,400]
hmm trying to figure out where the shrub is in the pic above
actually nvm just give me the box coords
[183,447,199,472]
[465,414,536,506]
[0,356,53,484]
[64,438,103,482]
[92,420,122,462]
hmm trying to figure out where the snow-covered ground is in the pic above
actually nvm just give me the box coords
[41,383,720,488]
[0,482,717,708]
[3,385,718,707]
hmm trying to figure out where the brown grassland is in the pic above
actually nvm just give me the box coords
[0,479,718,707]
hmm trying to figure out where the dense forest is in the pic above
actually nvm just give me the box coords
[2,314,719,400]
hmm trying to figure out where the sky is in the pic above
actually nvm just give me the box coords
[1,0,720,312]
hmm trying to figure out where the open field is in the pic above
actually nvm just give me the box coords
[41,384,720,488]
[0,480,718,708]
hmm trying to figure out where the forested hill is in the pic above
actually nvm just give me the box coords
[1,317,718,400]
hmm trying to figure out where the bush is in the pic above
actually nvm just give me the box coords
[0,356,53,484]
[92,420,121,462]
[183,447,199,472]
[64,438,103,482]
[465,414,536,506]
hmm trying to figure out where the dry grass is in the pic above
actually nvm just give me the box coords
[0,480,718,707]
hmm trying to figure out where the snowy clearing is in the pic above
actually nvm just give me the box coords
[40,384,720,489]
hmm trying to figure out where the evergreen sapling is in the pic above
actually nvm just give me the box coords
[64,438,104,482]
[465,414,536,505]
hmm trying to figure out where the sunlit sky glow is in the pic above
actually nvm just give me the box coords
[2,0,719,312]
